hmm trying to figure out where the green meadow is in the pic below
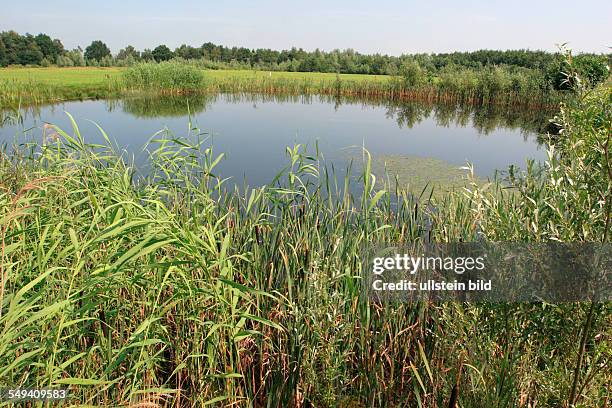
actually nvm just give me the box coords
[0,66,389,85]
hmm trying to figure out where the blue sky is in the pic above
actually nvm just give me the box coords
[3,0,610,54]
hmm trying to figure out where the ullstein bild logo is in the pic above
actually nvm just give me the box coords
[366,243,612,302]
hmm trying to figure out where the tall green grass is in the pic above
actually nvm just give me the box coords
[122,62,206,93]
[204,70,563,107]
[0,77,123,107]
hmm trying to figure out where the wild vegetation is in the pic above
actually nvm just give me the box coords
[2,29,609,110]
[2,29,610,98]
[0,45,610,406]
[0,62,570,109]
[122,62,206,93]
[0,67,389,108]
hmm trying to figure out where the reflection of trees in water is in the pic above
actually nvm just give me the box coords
[222,93,315,105]
[382,99,554,138]
[315,94,553,138]
[115,92,553,139]
[470,105,552,139]
[5,94,555,145]
[386,103,432,128]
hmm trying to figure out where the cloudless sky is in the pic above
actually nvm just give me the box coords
[2,0,610,54]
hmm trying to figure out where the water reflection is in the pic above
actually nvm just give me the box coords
[5,93,554,139]
[110,93,554,137]
[1,93,553,186]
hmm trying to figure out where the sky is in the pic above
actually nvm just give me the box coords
[2,0,610,55]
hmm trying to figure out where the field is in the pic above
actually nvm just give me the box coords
[0,67,123,86]
[0,67,388,90]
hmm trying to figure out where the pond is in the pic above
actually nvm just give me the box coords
[1,94,552,191]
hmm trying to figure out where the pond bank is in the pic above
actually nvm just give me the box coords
[0,66,565,110]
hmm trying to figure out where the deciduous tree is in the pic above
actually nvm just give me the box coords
[84,40,111,62]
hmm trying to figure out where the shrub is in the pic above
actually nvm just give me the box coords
[40,57,52,67]
[99,55,114,67]
[400,60,425,87]
[56,54,74,67]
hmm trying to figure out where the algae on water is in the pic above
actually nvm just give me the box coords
[373,154,482,196]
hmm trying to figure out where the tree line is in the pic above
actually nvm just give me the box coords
[1,30,609,89]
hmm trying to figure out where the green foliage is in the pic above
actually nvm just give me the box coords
[152,44,174,62]
[68,49,85,66]
[99,55,115,67]
[55,54,74,67]
[40,57,52,67]
[84,40,111,62]
[0,37,5,65]
[115,45,140,67]
[458,85,611,241]
[400,60,425,87]
[1,30,610,91]
[0,31,46,66]
[1,66,566,109]
[575,54,610,87]
[547,50,610,90]
[34,33,64,61]
[0,69,125,107]
[141,48,155,61]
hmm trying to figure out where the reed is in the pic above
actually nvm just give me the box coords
[204,70,563,107]
[122,61,205,93]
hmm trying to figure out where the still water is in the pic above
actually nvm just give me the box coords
[1,94,551,188]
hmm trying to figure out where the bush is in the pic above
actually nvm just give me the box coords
[40,57,52,67]
[462,83,611,241]
[575,54,610,87]
[547,50,610,91]
[67,50,85,67]
[99,55,114,67]
[56,55,74,67]
[400,60,424,87]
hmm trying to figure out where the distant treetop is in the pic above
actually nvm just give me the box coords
[84,40,111,62]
